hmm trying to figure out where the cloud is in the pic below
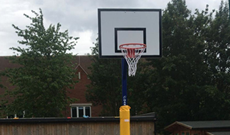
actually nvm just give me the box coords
[71,30,94,55]
[186,0,220,13]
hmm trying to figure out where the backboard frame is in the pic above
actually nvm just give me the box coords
[98,8,162,58]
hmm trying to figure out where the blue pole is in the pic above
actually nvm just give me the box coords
[229,0,230,19]
[120,58,130,135]
[122,58,127,105]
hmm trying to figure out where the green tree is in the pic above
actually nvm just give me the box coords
[2,9,78,117]
[205,1,230,101]
[201,0,230,119]
[145,0,218,133]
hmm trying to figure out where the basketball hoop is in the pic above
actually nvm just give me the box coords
[119,43,146,76]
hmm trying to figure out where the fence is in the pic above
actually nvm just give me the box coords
[0,116,156,135]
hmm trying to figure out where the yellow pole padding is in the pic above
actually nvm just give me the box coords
[120,105,131,135]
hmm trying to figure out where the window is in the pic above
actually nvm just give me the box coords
[85,107,90,116]
[70,103,92,118]
[186,132,190,135]
[71,107,77,117]
[78,72,81,79]
[182,132,185,135]
[7,111,25,118]
[79,107,83,117]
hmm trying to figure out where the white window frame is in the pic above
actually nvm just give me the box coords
[70,103,92,118]
[7,110,25,118]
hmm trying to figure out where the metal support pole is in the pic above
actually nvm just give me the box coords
[122,58,127,105]
[228,0,230,18]
[229,0,230,18]
[120,58,130,135]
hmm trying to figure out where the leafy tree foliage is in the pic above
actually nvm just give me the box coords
[205,1,230,100]
[146,0,204,127]
[2,9,78,117]
[145,0,230,133]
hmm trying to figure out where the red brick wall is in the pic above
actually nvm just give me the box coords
[65,65,102,117]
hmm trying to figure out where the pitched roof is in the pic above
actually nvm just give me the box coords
[165,120,230,132]
[181,121,230,129]
[73,55,93,74]
[207,131,230,135]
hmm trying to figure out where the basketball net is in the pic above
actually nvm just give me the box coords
[119,43,146,76]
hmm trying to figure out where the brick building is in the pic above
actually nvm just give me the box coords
[0,56,102,118]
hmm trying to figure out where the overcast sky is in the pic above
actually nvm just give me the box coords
[0,0,223,56]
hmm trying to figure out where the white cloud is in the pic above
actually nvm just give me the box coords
[72,30,94,55]
[186,0,221,13]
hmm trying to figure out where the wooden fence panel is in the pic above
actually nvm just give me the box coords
[0,116,156,135]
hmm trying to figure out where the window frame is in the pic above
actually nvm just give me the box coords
[70,103,92,118]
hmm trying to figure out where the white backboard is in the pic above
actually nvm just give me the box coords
[98,8,162,58]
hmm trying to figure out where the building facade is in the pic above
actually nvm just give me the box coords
[0,56,102,118]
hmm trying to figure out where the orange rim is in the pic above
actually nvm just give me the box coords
[119,43,146,50]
